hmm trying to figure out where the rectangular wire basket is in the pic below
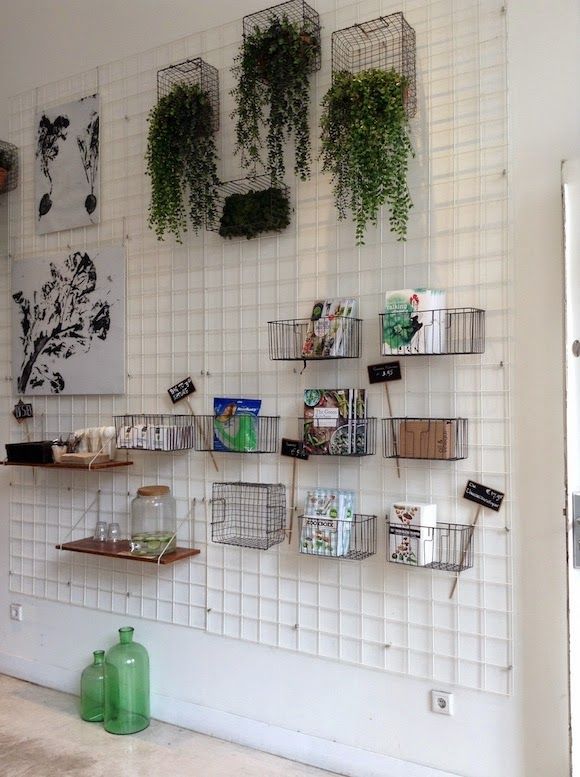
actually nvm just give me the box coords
[298,513,376,560]
[211,481,287,550]
[114,414,195,451]
[383,417,468,461]
[268,317,362,360]
[380,308,485,355]
[194,415,279,454]
[387,520,474,572]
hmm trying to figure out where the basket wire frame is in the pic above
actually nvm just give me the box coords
[268,317,362,360]
[0,140,19,193]
[157,58,220,132]
[302,417,377,456]
[206,174,290,235]
[243,0,322,73]
[211,481,286,549]
[331,13,416,117]
[193,415,280,453]
[299,513,376,560]
[387,520,474,572]
[380,308,486,356]
[383,417,468,461]
[114,414,196,451]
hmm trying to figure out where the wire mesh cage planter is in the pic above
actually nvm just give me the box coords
[383,417,468,461]
[387,520,474,572]
[157,58,220,132]
[380,308,485,356]
[301,417,377,456]
[211,481,287,549]
[299,513,376,560]
[0,140,18,194]
[193,415,280,454]
[268,317,362,360]
[114,414,195,451]
[243,0,322,73]
[206,174,291,237]
[331,13,416,117]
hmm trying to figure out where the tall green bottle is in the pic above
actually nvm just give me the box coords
[104,626,150,734]
[80,649,105,721]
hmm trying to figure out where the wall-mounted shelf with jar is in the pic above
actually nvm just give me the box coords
[56,538,200,564]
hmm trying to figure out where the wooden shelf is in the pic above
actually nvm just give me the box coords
[5,459,133,470]
[57,538,200,564]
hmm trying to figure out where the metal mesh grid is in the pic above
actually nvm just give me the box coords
[211,482,286,550]
[299,513,376,560]
[383,418,468,461]
[387,520,474,573]
[157,58,220,133]
[268,317,362,360]
[243,0,321,73]
[193,414,279,453]
[0,140,19,194]
[380,308,486,356]
[206,174,291,236]
[301,417,377,457]
[331,13,417,118]
[114,414,196,451]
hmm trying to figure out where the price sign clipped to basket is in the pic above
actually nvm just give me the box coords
[166,377,218,472]
[449,480,506,599]
[281,438,309,545]
[367,361,402,479]
[13,399,33,422]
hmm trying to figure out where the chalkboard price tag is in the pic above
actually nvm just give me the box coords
[13,400,33,422]
[168,377,196,404]
[463,480,505,511]
[281,438,309,460]
[367,361,402,384]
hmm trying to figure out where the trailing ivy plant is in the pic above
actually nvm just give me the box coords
[145,82,219,242]
[231,16,319,182]
[219,186,291,240]
[320,68,414,244]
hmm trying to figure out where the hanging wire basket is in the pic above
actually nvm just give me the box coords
[211,481,286,549]
[206,174,291,237]
[0,140,19,194]
[157,58,220,132]
[387,519,474,572]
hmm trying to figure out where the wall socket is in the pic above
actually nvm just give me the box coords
[9,603,23,621]
[431,690,454,715]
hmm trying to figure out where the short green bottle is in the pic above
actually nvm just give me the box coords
[104,626,150,735]
[80,650,105,722]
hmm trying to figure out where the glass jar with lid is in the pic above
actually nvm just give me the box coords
[130,485,177,556]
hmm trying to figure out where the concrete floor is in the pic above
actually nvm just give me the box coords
[0,674,339,777]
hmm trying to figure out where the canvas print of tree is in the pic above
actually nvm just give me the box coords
[35,94,100,235]
[11,247,125,395]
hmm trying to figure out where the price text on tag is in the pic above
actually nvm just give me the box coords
[463,480,505,511]
[367,361,402,384]
[13,400,33,422]
[281,438,309,460]
[167,377,196,404]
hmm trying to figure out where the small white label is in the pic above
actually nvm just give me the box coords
[314,407,339,428]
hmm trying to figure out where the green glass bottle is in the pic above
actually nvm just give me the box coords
[80,649,105,722]
[104,626,150,734]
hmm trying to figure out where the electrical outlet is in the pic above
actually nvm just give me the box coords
[9,603,23,622]
[431,690,454,715]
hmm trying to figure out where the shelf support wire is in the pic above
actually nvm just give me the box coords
[57,490,101,547]
[157,497,197,566]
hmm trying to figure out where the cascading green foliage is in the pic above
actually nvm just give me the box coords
[320,68,414,244]
[145,83,219,242]
[231,16,319,182]
[219,186,291,240]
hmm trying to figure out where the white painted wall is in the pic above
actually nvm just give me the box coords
[0,1,578,776]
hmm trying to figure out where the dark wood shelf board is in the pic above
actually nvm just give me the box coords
[56,538,200,564]
[5,460,133,470]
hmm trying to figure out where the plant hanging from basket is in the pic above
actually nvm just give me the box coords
[145,83,219,241]
[231,16,320,182]
[219,186,291,240]
[320,69,414,244]
[0,147,12,193]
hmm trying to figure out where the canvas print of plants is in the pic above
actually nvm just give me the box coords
[11,247,125,395]
[35,94,100,234]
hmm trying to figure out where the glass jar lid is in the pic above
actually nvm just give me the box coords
[137,485,170,497]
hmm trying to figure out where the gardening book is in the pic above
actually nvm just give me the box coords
[302,298,357,358]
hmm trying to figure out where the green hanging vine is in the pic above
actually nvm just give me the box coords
[231,16,320,182]
[145,82,219,242]
[320,68,414,244]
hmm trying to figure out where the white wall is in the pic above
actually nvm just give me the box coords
[0,2,578,777]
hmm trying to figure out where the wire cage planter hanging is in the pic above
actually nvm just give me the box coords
[0,140,19,194]
[157,57,220,132]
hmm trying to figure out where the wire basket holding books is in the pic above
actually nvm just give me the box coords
[382,417,468,461]
[114,414,196,452]
[301,416,377,456]
[211,481,286,550]
[299,513,376,560]
[379,307,485,356]
[386,519,474,572]
[268,316,362,360]
[193,414,279,454]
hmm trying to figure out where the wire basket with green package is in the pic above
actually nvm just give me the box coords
[193,398,279,453]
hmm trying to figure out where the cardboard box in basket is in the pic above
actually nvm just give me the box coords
[397,419,456,459]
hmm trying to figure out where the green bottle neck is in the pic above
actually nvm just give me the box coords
[119,627,135,644]
[93,650,105,665]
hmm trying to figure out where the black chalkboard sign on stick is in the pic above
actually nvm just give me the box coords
[368,362,402,479]
[449,480,506,598]
[167,377,218,472]
[281,438,309,544]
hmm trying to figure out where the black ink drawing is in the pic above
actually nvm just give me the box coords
[77,110,99,215]
[36,113,70,218]
[12,247,125,396]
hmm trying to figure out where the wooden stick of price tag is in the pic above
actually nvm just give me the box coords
[367,362,402,479]
[384,384,400,479]
[281,439,309,545]
[185,397,219,473]
[449,506,481,599]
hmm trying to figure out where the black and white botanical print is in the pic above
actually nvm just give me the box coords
[12,247,125,396]
[35,94,100,234]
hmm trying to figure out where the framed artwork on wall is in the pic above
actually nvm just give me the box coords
[35,94,100,234]
[11,246,125,395]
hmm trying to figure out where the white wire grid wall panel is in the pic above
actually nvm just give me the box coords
[5,0,512,695]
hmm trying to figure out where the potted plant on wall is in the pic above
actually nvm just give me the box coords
[219,184,291,240]
[231,15,320,183]
[320,68,414,244]
[145,82,219,242]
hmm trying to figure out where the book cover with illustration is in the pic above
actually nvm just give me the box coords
[302,298,357,358]
[303,389,366,455]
